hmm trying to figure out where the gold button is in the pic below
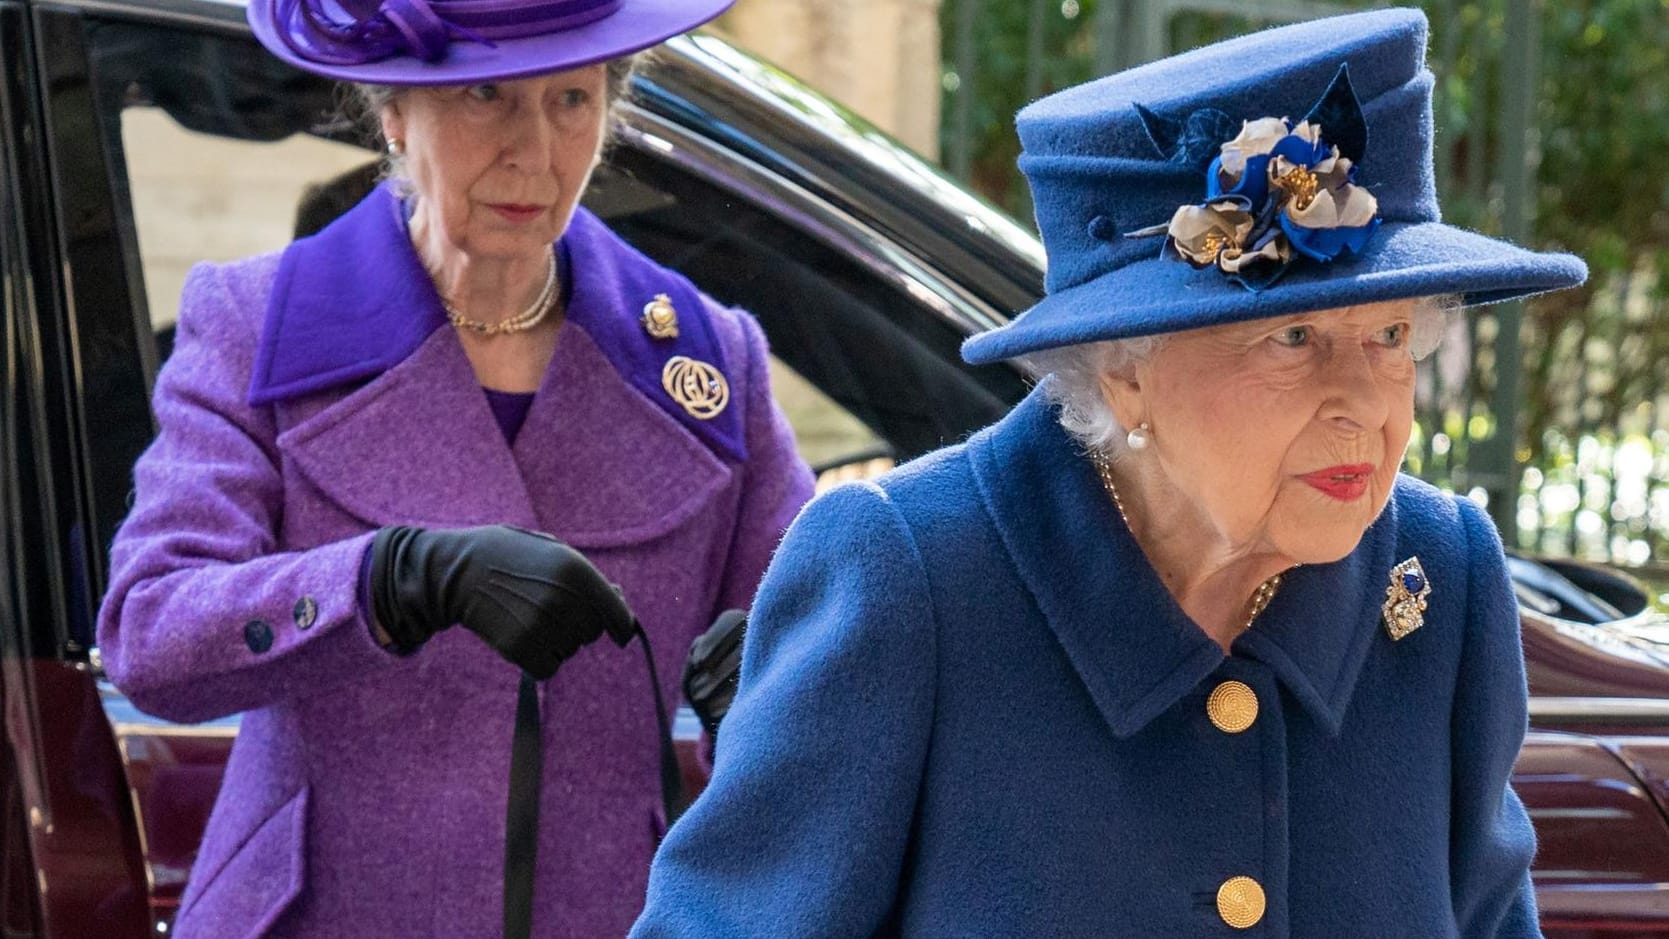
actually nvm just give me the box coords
[1206,680,1258,733]
[1216,875,1265,929]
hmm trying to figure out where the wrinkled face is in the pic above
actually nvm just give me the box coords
[1106,299,1420,565]
[381,65,608,264]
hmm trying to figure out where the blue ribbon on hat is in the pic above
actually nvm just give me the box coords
[1127,63,1382,292]
[1136,105,1239,171]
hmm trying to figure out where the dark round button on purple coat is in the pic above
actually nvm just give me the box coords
[244,619,274,653]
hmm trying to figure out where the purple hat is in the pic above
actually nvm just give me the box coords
[248,0,735,85]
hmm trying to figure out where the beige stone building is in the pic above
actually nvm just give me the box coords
[715,0,942,158]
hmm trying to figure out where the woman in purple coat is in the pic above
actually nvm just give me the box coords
[94,1,813,936]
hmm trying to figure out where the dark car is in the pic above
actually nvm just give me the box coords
[1,0,1667,935]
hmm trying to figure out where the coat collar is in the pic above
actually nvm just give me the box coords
[273,317,733,548]
[258,186,734,546]
[968,388,1395,738]
[274,323,542,531]
[248,183,444,406]
[247,183,746,463]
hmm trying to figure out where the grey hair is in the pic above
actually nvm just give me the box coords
[350,52,647,187]
[1027,294,1462,455]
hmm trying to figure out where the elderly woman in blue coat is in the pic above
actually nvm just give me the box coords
[632,9,1587,938]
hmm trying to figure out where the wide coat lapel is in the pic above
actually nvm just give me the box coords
[969,394,1225,739]
[511,214,735,550]
[250,182,537,530]
[250,184,732,541]
[275,328,541,530]
[967,389,1397,740]
[513,321,732,549]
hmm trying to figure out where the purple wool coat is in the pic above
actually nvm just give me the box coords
[97,186,814,938]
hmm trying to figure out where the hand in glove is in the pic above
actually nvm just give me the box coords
[683,609,747,739]
[368,525,637,679]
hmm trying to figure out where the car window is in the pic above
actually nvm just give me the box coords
[121,107,370,337]
[766,360,891,484]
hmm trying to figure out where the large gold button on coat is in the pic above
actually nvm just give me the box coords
[1207,680,1258,733]
[1216,875,1266,929]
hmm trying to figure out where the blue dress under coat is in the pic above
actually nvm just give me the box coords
[632,388,1540,938]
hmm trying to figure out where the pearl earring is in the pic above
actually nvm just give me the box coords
[1126,422,1152,450]
[386,138,405,158]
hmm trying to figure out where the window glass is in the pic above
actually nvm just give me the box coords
[121,107,371,334]
[766,358,889,480]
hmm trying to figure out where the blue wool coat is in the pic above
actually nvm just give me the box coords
[632,388,1540,938]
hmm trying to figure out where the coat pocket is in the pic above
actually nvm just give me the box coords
[175,786,309,939]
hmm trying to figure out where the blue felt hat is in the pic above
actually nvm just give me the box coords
[961,8,1587,365]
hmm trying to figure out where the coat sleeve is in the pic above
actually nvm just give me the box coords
[96,261,392,725]
[708,302,815,617]
[632,481,936,938]
[1450,497,1542,937]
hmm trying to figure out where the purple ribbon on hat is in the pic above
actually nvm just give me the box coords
[274,0,623,66]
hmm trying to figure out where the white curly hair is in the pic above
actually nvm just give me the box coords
[1023,294,1461,455]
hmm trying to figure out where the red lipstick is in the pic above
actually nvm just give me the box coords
[489,203,544,223]
[1300,463,1375,501]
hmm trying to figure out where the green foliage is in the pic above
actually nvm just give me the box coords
[940,0,1103,211]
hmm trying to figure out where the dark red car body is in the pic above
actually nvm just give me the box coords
[1,0,1666,934]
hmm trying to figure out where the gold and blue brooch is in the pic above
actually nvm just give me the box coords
[1131,64,1382,291]
[1382,556,1430,641]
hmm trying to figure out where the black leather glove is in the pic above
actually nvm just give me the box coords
[368,525,637,679]
[683,609,747,739]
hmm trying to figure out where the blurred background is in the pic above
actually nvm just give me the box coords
[712,0,1669,576]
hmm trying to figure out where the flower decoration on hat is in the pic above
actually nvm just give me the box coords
[1136,64,1381,291]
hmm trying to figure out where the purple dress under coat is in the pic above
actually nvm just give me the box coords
[96,187,814,938]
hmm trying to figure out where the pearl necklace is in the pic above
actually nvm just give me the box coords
[416,233,559,336]
[1090,450,1282,633]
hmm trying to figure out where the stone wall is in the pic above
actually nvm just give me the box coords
[715,0,942,159]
